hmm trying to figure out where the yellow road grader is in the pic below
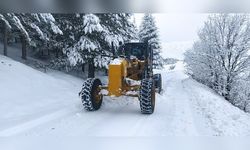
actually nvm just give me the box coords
[79,42,162,114]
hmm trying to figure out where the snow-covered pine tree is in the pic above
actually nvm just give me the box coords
[0,13,62,59]
[139,14,163,69]
[54,13,137,77]
[50,14,77,71]
[56,14,104,77]
[15,13,62,57]
[96,13,137,67]
[2,13,31,59]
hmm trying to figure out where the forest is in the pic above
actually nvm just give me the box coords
[0,13,163,78]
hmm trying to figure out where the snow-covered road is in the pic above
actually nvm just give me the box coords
[1,55,250,137]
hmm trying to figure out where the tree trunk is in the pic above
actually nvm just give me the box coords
[56,48,59,58]
[225,75,231,100]
[3,23,8,56]
[47,42,50,56]
[88,58,95,78]
[48,49,50,56]
[81,64,85,72]
[21,36,27,60]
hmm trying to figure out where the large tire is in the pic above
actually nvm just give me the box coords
[139,78,155,114]
[80,78,103,111]
[153,74,162,93]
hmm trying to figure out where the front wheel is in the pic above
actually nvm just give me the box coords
[139,78,155,114]
[80,78,103,111]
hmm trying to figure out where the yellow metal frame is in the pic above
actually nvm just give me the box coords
[99,58,144,98]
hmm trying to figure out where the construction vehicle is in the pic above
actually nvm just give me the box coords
[79,42,162,114]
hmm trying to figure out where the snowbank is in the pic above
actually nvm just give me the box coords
[183,78,250,136]
[0,55,83,134]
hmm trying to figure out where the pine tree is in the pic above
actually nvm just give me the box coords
[54,14,104,77]
[96,13,137,66]
[139,14,163,69]
[2,13,31,59]
[54,13,137,77]
[0,13,62,59]
[97,13,136,47]
[16,13,62,57]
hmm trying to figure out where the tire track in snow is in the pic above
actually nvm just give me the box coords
[161,70,199,136]
[14,61,214,136]
[23,97,141,136]
[0,107,78,136]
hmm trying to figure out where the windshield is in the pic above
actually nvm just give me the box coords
[117,43,146,60]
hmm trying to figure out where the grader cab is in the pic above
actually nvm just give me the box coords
[79,42,162,114]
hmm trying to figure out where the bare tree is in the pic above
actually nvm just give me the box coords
[185,14,250,112]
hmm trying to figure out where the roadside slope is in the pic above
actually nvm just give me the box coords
[1,56,250,136]
[0,55,83,134]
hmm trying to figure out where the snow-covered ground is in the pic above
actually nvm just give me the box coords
[0,55,250,137]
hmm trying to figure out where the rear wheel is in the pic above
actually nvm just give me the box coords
[153,74,162,93]
[80,78,103,111]
[139,78,155,114]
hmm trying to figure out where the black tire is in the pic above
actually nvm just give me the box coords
[142,65,151,79]
[80,78,103,111]
[139,78,155,114]
[153,74,162,93]
[141,67,148,79]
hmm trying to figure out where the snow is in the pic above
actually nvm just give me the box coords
[78,36,98,52]
[50,22,63,35]
[65,47,84,66]
[130,55,137,59]
[125,78,141,86]
[30,23,45,40]
[130,40,140,43]
[0,55,250,138]
[31,13,40,22]
[110,58,123,65]
[125,91,138,95]
[39,13,55,23]
[39,13,63,35]
[0,55,83,134]
[104,33,124,47]
[11,15,31,43]
[83,14,103,34]
[100,89,109,95]
[184,15,250,112]
[183,79,250,136]
[0,14,11,29]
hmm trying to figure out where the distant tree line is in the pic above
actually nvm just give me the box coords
[163,58,178,65]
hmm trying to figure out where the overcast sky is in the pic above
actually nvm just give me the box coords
[134,13,209,43]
